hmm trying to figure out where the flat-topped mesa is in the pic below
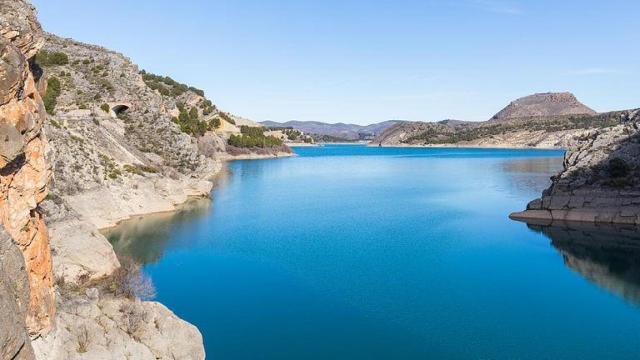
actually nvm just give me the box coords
[491,92,597,120]
[0,0,55,353]
[511,109,640,225]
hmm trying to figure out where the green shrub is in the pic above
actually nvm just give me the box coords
[49,119,62,129]
[100,103,110,113]
[228,126,283,148]
[123,164,158,176]
[209,117,221,129]
[108,169,122,179]
[35,50,69,67]
[172,104,210,136]
[42,76,62,115]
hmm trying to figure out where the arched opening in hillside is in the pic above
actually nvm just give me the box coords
[111,104,130,115]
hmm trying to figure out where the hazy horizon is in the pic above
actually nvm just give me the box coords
[32,0,640,125]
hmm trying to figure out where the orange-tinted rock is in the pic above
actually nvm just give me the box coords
[0,0,55,337]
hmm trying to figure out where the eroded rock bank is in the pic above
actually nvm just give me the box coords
[511,109,640,225]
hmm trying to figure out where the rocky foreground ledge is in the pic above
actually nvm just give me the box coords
[511,109,640,225]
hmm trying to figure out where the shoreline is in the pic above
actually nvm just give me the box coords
[510,208,640,227]
[98,152,292,231]
[220,151,295,161]
[368,143,564,151]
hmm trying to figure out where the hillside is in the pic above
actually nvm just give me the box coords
[262,120,401,141]
[373,92,624,149]
[2,25,292,359]
[491,92,596,120]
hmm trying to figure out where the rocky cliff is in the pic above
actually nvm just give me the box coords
[0,0,54,349]
[373,92,616,149]
[511,109,640,225]
[0,227,35,359]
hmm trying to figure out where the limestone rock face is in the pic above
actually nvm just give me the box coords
[40,198,120,284]
[0,0,55,336]
[511,109,640,225]
[0,226,35,360]
[32,291,205,360]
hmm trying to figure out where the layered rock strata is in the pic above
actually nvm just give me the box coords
[511,109,640,225]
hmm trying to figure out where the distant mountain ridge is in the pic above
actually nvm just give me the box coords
[373,92,631,149]
[261,120,402,141]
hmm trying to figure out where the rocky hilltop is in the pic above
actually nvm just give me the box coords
[373,92,614,149]
[511,109,640,225]
[491,92,596,120]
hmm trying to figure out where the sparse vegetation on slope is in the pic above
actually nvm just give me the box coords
[228,126,284,148]
[171,101,218,136]
[140,70,204,98]
[402,113,625,145]
[35,49,69,67]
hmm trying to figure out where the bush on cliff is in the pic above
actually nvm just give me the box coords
[35,50,69,67]
[43,76,61,115]
[107,258,156,300]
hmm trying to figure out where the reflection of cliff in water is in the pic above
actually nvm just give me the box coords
[103,198,212,265]
[499,156,564,196]
[528,221,640,305]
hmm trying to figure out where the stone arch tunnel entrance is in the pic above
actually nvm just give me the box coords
[111,104,130,115]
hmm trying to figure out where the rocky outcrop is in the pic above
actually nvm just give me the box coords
[0,227,35,360]
[511,109,640,225]
[491,92,596,120]
[32,290,205,360]
[0,0,55,337]
[39,197,119,284]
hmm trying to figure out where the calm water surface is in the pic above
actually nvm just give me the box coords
[106,145,640,359]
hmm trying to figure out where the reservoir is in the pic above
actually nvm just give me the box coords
[106,145,640,359]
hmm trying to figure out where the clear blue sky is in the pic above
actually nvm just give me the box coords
[32,0,639,124]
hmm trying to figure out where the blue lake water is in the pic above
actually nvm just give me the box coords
[106,145,640,359]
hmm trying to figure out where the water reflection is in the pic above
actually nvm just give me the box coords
[499,157,563,196]
[103,198,212,264]
[527,221,640,305]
